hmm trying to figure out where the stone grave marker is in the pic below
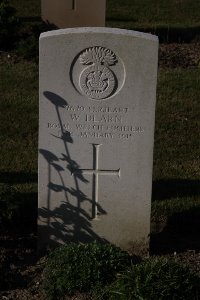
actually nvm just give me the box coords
[38,27,158,255]
[41,0,106,28]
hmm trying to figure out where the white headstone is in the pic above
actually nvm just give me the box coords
[41,0,106,28]
[38,28,158,255]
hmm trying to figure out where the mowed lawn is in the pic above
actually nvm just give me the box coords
[11,0,200,28]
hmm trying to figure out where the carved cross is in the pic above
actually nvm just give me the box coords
[72,0,76,10]
[71,144,120,219]
[67,0,76,10]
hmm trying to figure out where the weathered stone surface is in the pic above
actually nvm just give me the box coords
[38,28,158,255]
[41,0,106,28]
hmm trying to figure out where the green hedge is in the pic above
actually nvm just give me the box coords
[97,257,200,300]
[42,242,132,299]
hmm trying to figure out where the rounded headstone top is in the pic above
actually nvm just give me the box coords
[40,27,158,42]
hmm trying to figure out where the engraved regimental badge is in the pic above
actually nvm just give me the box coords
[79,47,117,100]
[71,46,125,100]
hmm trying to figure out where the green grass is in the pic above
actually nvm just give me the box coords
[96,257,200,300]
[43,242,132,299]
[154,69,200,180]
[8,0,200,42]
[0,59,38,194]
[107,0,200,27]
[10,0,200,28]
[10,0,40,18]
[152,68,200,221]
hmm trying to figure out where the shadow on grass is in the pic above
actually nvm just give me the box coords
[0,192,38,291]
[19,16,41,22]
[0,191,37,290]
[0,191,37,233]
[151,178,200,254]
[106,22,200,43]
[0,172,37,185]
[0,172,38,236]
[152,179,200,201]
[17,192,38,230]
[150,207,200,255]
[19,16,200,43]
[43,21,200,43]
[153,25,200,42]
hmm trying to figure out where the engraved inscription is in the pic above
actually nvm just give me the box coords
[85,114,122,123]
[71,144,120,219]
[79,47,117,100]
[64,105,129,114]
[47,106,144,140]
